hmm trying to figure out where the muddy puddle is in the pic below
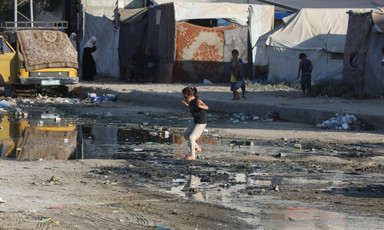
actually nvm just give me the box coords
[1,103,384,229]
[136,154,384,229]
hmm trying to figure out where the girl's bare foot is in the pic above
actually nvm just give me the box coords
[185,155,196,160]
[195,147,202,152]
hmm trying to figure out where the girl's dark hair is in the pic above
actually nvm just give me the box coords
[182,86,198,98]
[232,49,239,55]
[299,53,307,59]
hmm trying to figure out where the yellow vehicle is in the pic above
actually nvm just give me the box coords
[0,29,78,97]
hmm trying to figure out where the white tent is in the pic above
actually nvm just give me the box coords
[255,8,358,83]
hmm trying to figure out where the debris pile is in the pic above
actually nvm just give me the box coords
[316,113,373,130]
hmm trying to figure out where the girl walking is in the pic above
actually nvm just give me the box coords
[181,87,209,160]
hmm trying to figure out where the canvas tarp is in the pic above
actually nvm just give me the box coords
[342,12,372,90]
[173,2,250,26]
[80,13,120,78]
[248,5,275,68]
[119,6,160,80]
[357,10,384,96]
[255,8,354,83]
[119,7,147,23]
[17,30,78,72]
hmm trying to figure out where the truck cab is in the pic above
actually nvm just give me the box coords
[0,29,79,97]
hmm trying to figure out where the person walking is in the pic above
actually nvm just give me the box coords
[69,32,78,51]
[82,36,97,81]
[181,87,209,160]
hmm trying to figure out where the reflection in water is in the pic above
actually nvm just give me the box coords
[17,125,77,160]
[83,124,118,159]
[184,174,206,202]
[0,112,175,160]
[0,114,77,160]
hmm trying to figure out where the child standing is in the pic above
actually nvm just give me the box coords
[230,49,246,100]
[181,87,209,160]
[297,53,313,97]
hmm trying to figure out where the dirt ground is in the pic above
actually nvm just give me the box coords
[0,83,384,229]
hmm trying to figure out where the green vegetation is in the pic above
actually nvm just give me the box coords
[311,80,372,99]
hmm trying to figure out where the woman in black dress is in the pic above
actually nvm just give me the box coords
[82,36,97,81]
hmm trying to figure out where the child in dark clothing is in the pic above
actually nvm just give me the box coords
[297,53,313,97]
[181,87,209,160]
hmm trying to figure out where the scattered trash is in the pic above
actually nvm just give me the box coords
[103,94,117,102]
[133,148,143,152]
[0,197,6,204]
[86,93,117,102]
[0,100,10,107]
[315,114,371,130]
[294,143,302,149]
[230,112,279,123]
[41,218,60,225]
[275,153,286,158]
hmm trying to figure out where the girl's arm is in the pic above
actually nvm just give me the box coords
[181,100,189,107]
[197,100,208,110]
[309,60,313,72]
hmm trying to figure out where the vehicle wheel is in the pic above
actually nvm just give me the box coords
[57,85,69,97]
[4,85,15,97]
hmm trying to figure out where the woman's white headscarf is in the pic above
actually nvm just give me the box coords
[84,36,97,48]
[69,32,77,50]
